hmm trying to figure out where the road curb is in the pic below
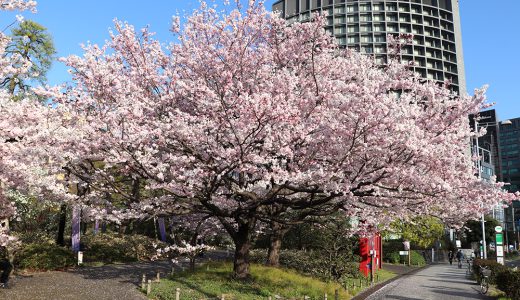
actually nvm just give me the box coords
[351,264,431,300]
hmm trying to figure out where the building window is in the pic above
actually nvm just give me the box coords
[360,25,372,32]
[386,3,397,11]
[346,4,357,12]
[347,15,359,22]
[360,14,372,22]
[348,35,359,43]
[373,3,384,11]
[361,35,373,43]
[374,35,386,42]
[347,25,359,33]
[335,6,345,14]
[373,24,385,32]
[359,4,371,12]
[334,26,346,34]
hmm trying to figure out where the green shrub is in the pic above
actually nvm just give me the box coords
[15,243,75,271]
[383,250,425,265]
[410,250,426,266]
[383,240,404,262]
[386,252,401,264]
[505,250,519,259]
[472,259,509,284]
[250,249,361,282]
[496,268,520,299]
[82,232,164,263]
[472,259,520,299]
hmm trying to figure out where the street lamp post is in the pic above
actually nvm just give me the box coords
[474,119,487,259]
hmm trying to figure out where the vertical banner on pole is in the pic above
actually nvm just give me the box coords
[72,205,81,252]
[158,217,167,242]
[94,219,99,235]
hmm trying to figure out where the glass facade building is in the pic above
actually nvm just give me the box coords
[470,110,505,226]
[499,117,520,249]
[272,0,466,94]
[500,118,520,193]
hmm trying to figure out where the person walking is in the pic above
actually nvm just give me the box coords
[0,245,12,288]
[448,250,454,265]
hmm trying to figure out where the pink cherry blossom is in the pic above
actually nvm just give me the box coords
[32,1,518,278]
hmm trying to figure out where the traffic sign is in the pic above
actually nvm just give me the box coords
[399,251,409,255]
[495,226,503,233]
[497,245,504,257]
[496,233,504,245]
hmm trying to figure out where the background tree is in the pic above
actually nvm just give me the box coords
[463,216,501,247]
[2,20,55,100]
[388,216,445,249]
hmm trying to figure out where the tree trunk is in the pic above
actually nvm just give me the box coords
[266,221,286,267]
[189,257,196,272]
[56,204,67,246]
[232,220,255,279]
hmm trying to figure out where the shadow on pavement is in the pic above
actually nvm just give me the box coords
[384,296,424,300]
[430,288,492,299]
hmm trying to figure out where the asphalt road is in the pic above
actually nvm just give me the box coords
[366,263,494,300]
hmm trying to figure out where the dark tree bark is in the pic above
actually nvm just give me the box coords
[56,204,67,246]
[230,218,256,279]
[266,221,287,267]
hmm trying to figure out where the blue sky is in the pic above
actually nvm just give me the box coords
[5,0,519,120]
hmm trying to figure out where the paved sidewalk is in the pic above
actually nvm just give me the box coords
[366,263,494,300]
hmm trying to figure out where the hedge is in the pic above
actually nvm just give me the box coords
[383,250,426,266]
[14,243,75,271]
[472,259,520,299]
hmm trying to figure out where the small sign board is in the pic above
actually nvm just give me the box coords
[495,226,503,233]
[78,251,83,265]
[497,256,505,265]
[496,245,504,257]
[399,251,409,256]
[496,233,504,245]
[489,242,496,250]
[456,240,461,248]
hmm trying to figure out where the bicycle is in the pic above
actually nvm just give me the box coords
[466,258,473,275]
[479,266,491,294]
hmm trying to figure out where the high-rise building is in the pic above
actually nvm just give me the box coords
[499,118,520,249]
[272,0,466,94]
[470,109,506,225]
[500,118,520,193]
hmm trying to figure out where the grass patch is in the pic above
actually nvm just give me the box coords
[147,262,396,300]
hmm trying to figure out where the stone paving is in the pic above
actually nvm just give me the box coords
[366,263,494,300]
[0,251,231,300]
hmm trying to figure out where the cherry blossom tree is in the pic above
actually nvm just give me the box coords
[0,0,36,12]
[0,0,76,248]
[41,1,517,278]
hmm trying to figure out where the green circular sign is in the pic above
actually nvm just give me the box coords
[495,226,503,233]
